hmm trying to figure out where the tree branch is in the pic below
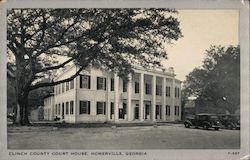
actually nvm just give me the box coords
[29,65,85,91]
[35,56,75,74]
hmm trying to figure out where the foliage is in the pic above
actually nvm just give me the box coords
[182,45,240,114]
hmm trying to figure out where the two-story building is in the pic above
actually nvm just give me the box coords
[43,65,181,123]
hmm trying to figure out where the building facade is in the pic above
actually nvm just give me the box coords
[43,65,181,123]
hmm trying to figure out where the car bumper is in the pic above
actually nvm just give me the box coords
[212,125,221,128]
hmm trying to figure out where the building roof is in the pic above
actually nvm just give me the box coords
[54,64,181,83]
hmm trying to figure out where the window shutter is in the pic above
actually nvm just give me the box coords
[104,78,107,90]
[88,76,91,89]
[88,101,91,114]
[104,102,106,115]
[80,75,82,88]
[97,77,99,90]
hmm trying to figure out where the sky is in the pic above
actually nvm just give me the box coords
[163,10,239,81]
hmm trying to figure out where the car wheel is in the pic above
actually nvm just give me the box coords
[228,124,233,130]
[203,124,209,130]
[185,123,190,128]
[214,127,219,131]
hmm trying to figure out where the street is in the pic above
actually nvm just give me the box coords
[8,124,240,149]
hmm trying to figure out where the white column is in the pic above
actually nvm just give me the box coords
[171,78,175,121]
[74,75,78,123]
[162,77,166,121]
[127,74,132,121]
[114,74,120,122]
[152,75,156,121]
[106,73,111,121]
[139,73,144,121]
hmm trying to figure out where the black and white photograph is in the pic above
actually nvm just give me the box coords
[0,0,249,160]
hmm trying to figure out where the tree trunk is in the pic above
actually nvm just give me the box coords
[13,55,32,125]
[13,90,30,125]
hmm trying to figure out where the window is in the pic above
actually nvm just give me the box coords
[166,105,170,116]
[96,102,106,115]
[123,80,127,92]
[175,106,179,116]
[70,79,74,89]
[79,101,90,114]
[175,87,180,98]
[54,86,57,95]
[80,75,91,89]
[70,101,74,114]
[66,82,69,91]
[58,85,61,94]
[135,82,139,93]
[55,104,57,115]
[62,83,65,93]
[110,102,114,119]
[111,78,114,91]
[156,85,162,96]
[58,104,61,115]
[66,102,69,115]
[178,88,180,98]
[145,83,152,95]
[97,77,106,90]
[166,86,171,97]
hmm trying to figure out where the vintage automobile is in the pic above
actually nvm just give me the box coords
[219,114,240,130]
[184,113,221,130]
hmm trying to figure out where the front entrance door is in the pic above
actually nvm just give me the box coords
[119,108,124,119]
[134,107,139,120]
[145,104,151,120]
[156,105,162,120]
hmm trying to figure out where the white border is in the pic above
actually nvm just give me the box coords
[0,0,249,160]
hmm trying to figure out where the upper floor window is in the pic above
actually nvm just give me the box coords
[96,102,106,115]
[97,77,106,90]
[58,85,61,94]
[66,82,69,91]
[135,82,139,93]
[166,86,171,97]
[54,86,57,95]
[123,80,127,92]
[80,75,91,89]
[70,79,74,89]
[175,87,180,98]
[110,78,114,91]
[62,83,65,93]
[79,101,90,114]
[145,83,152,95]
[156,85,162,96]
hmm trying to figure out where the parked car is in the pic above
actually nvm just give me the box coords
[7,113,14,120]
[219,114,240,130]
[184,113,221,130]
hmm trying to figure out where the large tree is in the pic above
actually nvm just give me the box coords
[182,45,240,114]
[7,9,182,125]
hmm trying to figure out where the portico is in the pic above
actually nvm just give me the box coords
[110,69,181,123]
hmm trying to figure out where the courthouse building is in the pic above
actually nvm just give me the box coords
[43,65,181,123]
